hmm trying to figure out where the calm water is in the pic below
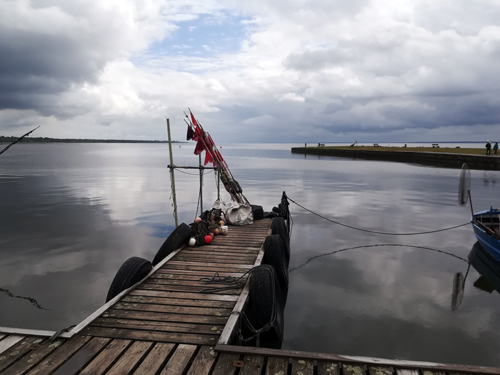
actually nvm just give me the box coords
[1,143,500,366]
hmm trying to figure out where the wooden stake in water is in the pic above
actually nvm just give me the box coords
[167,118,179,228]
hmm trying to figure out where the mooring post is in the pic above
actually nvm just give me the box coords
[166,118,179,228]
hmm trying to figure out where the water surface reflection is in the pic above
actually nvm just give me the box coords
[1,143,500,366]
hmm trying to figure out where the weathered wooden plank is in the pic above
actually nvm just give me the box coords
[102,309,228,325]
[1,339,64,375]
[211,353,240,375]
[369,366,393,375]
[79,339,131,375]
[209,240,264,246]
[106,341,152,375]
[180,250,257,258]
[186,346,218,375]
[122,295,235,309]
[51,337,110,375]
[82,327,218,345]
[396,370,419,375]
[178,247,259,254]
[155,268,245,278]
[344,364,366,375]
[217,345,500,375]
[132,342,175,375]
[150,271,247,282]
[240,354,266,375]
[166,261,253,269]
[138,283,242,295]
[113,302,232,317]
[292,358,314,375]
[26,335,91,375]
[92,317,224,335]
[0,335,24,355]
[318,362,339,375]
[265,356,289,375]
[160,344,197,375]
[0,336,42,372]
[0,334,5,341]
[129,289,239,301]
[172,256,254,265]
[143,278,244,288]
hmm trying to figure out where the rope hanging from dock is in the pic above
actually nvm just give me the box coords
[287,196,470,235]
[289,243,469,272]
[199,266,280,347]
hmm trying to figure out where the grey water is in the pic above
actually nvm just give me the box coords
[1,143,500,366]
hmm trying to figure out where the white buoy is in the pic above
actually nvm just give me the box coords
[188,237,196,247]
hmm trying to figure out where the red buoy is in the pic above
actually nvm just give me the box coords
[204,235,213,244]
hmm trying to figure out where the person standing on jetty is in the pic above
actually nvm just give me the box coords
[494,142,498,155]
[486,140,492,155]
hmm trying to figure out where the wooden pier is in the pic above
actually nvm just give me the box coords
[2,218,500,374]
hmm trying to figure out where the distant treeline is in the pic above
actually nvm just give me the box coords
[0,136,182,144]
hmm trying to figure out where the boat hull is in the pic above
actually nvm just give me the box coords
[472,222,500,262]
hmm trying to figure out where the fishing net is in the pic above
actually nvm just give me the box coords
[458,163,471,206]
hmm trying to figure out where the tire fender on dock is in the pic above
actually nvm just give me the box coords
[271,217,290,261]
[263,234,289,289]
[251,205,264,220]
[249,265,285,342]
[106,256,152,302]
[152,223,192,266]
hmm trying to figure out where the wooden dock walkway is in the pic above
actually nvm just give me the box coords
[2,218,500,374]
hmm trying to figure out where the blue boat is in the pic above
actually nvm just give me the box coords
[472,208,500,262]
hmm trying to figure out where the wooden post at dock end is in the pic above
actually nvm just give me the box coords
[166,118,179,228]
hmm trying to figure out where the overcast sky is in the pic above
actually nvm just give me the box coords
[1,0,500,142]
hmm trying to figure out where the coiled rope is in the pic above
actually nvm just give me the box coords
[288,196,470,235]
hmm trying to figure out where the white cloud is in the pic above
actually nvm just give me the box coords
[1,0,500,142]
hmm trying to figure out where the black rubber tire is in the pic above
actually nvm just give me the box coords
[251,205,264,220]
[249,265,284,342]
[263,234,289,289]
[271,217,290,262]
[106,257,152,302]
[152,223,191,266]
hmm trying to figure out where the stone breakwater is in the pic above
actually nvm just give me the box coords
[291,147,500,170]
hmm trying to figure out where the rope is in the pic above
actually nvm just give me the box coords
[175,169,214,176]
[199,266,280,346]
[289,243,469,272]
[0,288,50,310]
[49,324,76,342]
[199,270,250,293]
[287,196,470,235]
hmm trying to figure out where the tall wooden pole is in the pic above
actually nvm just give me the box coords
[199,153,203,213]
[166,118,179,228]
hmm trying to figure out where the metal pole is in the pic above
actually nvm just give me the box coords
[166,118,179,228]
[199,153,203,213]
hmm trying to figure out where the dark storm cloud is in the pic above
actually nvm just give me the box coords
[0,23,107,114]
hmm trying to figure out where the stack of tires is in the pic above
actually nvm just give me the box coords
[247,215,291,346]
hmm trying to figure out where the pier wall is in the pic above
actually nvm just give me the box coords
[291,147,500,170]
